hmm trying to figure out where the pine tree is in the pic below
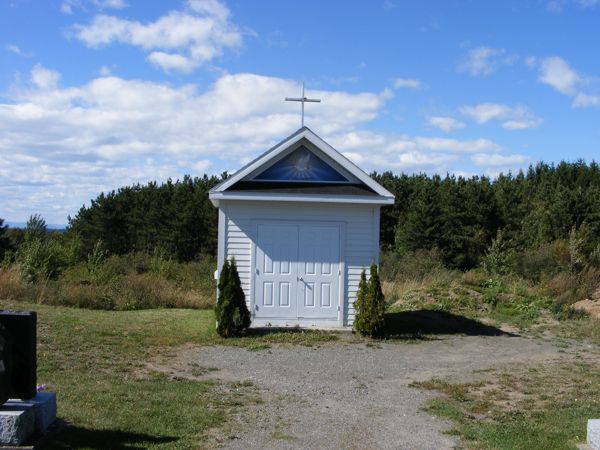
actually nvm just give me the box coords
[215,259,251,337]
[353,262,386,337]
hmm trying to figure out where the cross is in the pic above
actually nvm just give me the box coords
[285,82,321,128]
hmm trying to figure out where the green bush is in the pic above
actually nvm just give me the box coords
[215,259,250,337]
[517,240,573,282]
[353,262,386,337]
[482,229,514,276]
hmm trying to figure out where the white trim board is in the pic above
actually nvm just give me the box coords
[210,191,394,206]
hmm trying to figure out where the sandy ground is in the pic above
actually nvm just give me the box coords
[150,329,596,450]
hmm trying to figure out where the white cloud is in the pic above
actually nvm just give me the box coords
[0,67,393,222]
[6,44,29,57]
[99,66,111,76]
[92,0,127,9]
[538,56,580,95]
[147,52,197,73]
[547,0,599,12]
[331,131,500,176]
[393,78,422,89]
[535,56,599,108]
[460,103,542,130]
[426,116,466,132]
[71,0,244,72]
[458,46,516,76]
[30,65,61,90]
[472,153,528,167]
[60,0,79,14]
[0,66,512,222]
[573,92,600,108]
[61,0,126,14]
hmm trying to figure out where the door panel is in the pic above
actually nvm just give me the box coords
[297,225,340,319]
[254,224,298,318]
[254,222,341,321]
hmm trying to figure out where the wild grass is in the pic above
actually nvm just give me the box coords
[412,361,600,449]
[0,253,216,311]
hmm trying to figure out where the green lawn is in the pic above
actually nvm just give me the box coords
[5,299,600,449]
[2,302,336,449]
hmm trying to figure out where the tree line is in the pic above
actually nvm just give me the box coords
[1,160,599,272]
[375,160,600,270]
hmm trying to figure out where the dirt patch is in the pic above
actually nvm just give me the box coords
[571,298,600,320]
[154,333,593,450]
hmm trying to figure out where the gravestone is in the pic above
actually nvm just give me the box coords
[0,311,46,446]
[589,419,600,450]
[0,323,11,406]
[0,310,37,400]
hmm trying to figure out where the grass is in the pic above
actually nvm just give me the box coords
[0,300,339,449]
[411,362,600,450]
[0,252,218,311]
[383,268,600,345]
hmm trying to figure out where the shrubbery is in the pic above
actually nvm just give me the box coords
[215,259,251,337]
[0,215,217,311]
[353,262,386,337]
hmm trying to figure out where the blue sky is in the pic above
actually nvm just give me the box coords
[1,0,599,224]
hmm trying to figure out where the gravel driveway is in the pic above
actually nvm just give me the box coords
[160,332,584,450]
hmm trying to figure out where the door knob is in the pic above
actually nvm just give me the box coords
[299,276,303,281]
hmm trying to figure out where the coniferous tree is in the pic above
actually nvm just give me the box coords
[353,262,386,337]
[215,259,251,337]
[68,174,224,260]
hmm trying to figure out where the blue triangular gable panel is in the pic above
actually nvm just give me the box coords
[253,146,348,182]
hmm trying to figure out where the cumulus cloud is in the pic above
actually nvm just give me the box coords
[0,67,395,222]
[426,116,465,132]
[458,46,517,76]
[71,0,243,72]
[534,56,599,108]
[460,103,542,130]
[393,78,422,89]
[30,65,61,90]
[331,130,500,175]
[538,57,580,95]
[0,66,512,222]
[573,92,600,108]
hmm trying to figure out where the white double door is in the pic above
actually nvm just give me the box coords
[254,222,340,320]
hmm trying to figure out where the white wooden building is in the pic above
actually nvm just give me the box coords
[209,127,394,328]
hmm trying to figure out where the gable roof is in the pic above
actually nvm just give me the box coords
[209,127,395,205]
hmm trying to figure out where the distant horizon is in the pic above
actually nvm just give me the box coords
[5,221,67,230]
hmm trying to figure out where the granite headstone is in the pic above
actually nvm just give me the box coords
[0,311,37,400]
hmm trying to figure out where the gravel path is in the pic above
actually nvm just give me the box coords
[163,333,584,450]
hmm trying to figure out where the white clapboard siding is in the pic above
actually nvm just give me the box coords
[221,200,379,326]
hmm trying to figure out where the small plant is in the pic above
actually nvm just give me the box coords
[482,229,513,276]
[353,261,386,337]
[86,240,106,280]
[215,259,251,337]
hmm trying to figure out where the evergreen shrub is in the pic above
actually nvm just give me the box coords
[215,259,251,337]
[353,262,386,337]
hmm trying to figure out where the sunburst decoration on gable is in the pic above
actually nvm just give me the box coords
[253,146,348,182]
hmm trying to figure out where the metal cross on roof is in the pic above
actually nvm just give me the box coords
[285,82,321,128]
